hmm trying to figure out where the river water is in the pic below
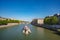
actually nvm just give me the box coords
[0,24,60,40]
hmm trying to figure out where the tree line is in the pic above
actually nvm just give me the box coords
[0,19,20,25]
[44,14,60,25]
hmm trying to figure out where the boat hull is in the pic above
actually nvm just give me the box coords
[23,29,31,34]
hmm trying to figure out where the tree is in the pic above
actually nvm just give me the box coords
[44,16,58,25]
[0,20,8,25]
[51,16,58,25]
[44,17,51,25]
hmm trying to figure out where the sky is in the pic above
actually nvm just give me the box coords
[0,0,60,21]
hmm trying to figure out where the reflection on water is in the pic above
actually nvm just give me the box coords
[0,24,60,40]
[36,27,44,39]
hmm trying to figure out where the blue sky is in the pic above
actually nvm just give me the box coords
[0,0,60,21]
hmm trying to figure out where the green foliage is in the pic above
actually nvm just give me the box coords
[0,20,8,25]
[58,18,60,24]
[44,16,58,25]
[0,19,20,25]
[44,17,51,25]
[7,20,20,23]
[51,16,58,25]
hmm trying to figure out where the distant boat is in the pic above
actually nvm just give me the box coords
[23,26,31,35]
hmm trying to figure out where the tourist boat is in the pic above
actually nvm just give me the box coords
[23,26,31,34]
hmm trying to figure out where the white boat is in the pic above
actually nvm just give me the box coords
[23,26,31,34]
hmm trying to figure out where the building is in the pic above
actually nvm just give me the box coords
[37,18,44,24]
[0,17,6,20]
[31,18,44,25]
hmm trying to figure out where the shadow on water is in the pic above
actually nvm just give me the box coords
[53,31,60,36]
[33,24,60,36]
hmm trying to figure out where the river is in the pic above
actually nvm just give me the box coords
[0,24,60,40]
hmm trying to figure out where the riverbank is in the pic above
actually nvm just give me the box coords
[42,25,60,31]
[0,23,19,28]
[31,22,60,33]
